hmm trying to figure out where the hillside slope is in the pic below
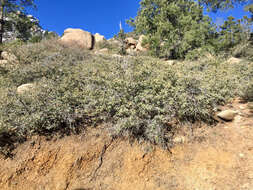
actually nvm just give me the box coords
[0,98,253,190]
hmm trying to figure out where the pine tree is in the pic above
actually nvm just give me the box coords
[0,0,36,44]
[244,3,253,21]
[128,0,215,59]
[198,0,248,12]
[218,16,251,51]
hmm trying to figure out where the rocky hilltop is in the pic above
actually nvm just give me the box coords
[59,28,148,54]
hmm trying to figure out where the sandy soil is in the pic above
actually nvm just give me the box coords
[0,98,252,190]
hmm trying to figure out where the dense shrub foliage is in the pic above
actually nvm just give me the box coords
[242,80,253,102]
[0,40,252,152]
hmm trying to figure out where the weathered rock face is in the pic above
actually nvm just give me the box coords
[126,48,136,56]
[94,33,105,44]
[217,110,238,121]
[2,12,45,43]
[60,28,94,50]
[136,35,148,52]
[17,83,35,95]
[125,37,137,47]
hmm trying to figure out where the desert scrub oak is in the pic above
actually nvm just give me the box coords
[0,39,252,153]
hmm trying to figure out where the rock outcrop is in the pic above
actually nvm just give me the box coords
[126,48,136,56]
[136,35,148,52]
[123,35,148,55]
[125,37,137,49]
[3,12,45,43]
[94,33,105,44]
[60,28,94,50]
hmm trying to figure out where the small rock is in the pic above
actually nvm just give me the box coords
[173,136,186,144]
[227,57,242,64]
[217,110,238,121]
[239,153,244,158]
[1,51,18,63]
[17,83,35,95]
[166,60,175,66]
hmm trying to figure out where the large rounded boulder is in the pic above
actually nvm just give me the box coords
[60,28,94,50]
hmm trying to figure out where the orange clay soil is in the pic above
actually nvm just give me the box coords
[0,98,253,190]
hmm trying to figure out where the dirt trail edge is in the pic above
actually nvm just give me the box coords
[0,99,253,190]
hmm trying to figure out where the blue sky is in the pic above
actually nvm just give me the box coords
[29,1,251,39]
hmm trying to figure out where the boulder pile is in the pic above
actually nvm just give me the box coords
[60,28,148,55]
[60,28,107,50]
[124,35,148,53]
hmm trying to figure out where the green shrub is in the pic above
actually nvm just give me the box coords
[0,40,252,153]
[185,46,215,61]
[242,80,253,101]
[233,42,253,61]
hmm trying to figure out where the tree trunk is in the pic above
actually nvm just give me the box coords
[0,1,5,45]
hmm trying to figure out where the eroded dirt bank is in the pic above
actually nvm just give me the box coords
[0,99,253,190]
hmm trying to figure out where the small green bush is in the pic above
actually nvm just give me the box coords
[185,46,215,61]
[242,80,253,102]
[233,43,253,61]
